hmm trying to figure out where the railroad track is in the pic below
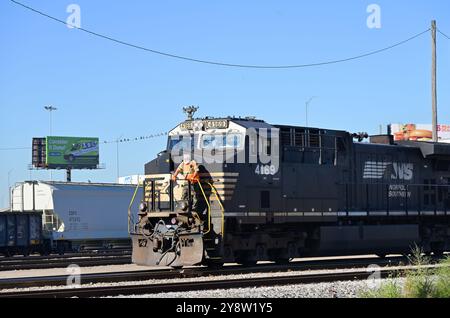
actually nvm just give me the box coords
[0,267,417,298]
[0,250,132,271]
[0,249,132,262]
[0,256,132,271]
[0,255,416,290]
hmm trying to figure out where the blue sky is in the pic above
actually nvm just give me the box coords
[0,0,449,208]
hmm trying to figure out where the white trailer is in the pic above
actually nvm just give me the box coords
[10,181,142,252]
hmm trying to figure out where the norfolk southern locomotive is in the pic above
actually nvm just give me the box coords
[129,112,450,268]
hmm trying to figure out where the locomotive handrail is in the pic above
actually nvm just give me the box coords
[197,181,212,235]
[128,182,142,234]
[207,182,225,236]
[145,176,215,235]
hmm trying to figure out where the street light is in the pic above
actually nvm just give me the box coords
[7,169,13,188]
[305,96,318,127]
[44,106,57,136]
[44,106,57,181]
[7,169,13,209]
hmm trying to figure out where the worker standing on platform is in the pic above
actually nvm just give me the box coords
[171,153,202,212]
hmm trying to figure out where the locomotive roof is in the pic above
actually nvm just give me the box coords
[396,140,450,158]
[175,117,450,159]
[185,116,346,132]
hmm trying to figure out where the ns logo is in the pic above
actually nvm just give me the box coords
[363,161,414,181]
[391,163,414,181]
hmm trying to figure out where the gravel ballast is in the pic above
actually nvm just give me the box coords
[114,278,405,298]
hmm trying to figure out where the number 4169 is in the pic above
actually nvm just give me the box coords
[255,165,277,175]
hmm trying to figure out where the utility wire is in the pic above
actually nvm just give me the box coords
[437,29,450,40]
[0,147,31,151]
[102,132,168,144]
[10,0,430,69]
[0,131,168,151]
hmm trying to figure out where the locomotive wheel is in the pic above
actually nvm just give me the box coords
[171,266,184,270]
[57,243,66,255]
[431,242,445,258]
[236,258,257,267]
[274,258,291,265]
[433,250,444,257]
[205,260,224,270]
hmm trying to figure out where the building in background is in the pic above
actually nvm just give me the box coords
[117,175,145,185]
[390,123,450,143]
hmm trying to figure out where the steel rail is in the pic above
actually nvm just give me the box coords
[0,255,132,271]
[0,249,131,262]
[0,267,419,298]
[0,255,415,290]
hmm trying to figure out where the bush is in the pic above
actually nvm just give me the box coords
[432,256,450,298]
[361,247,450,298]
[361,280,403,298]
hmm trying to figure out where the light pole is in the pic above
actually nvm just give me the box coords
[44,106,57,136]
[44,106,57,181]
[7,169,13,188]
[7,169,13,209]
[305,96,318,127]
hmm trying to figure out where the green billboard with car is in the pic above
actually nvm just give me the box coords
[46,136,99,168]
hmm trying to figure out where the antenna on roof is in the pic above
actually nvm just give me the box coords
[183,106,199,121]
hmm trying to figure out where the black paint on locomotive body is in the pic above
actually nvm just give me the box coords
[133,117,450,267]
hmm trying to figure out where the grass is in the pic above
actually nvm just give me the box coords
[361,247,450,298]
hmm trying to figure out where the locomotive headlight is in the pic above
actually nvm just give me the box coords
[139,202,148,212]
[171,217,178,225]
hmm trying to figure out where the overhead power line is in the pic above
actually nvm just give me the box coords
[0,147,31,151]
[437,29,450,40]
[102,132,168,144]
[10,0,430,69]
[0,131,168,151]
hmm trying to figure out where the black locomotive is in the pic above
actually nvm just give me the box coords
[129,114,450,268]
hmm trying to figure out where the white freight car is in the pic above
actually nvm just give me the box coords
[10,181,142,252]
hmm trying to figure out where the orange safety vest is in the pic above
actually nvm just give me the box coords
[177,160,200,183]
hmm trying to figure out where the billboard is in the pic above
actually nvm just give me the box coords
[32,138,46,168]
[390,124,450,143]
[45,136,99,169]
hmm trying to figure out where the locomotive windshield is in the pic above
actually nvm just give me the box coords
[168,133,243,151]
[201,133,242,149]
[168,135,194,151]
